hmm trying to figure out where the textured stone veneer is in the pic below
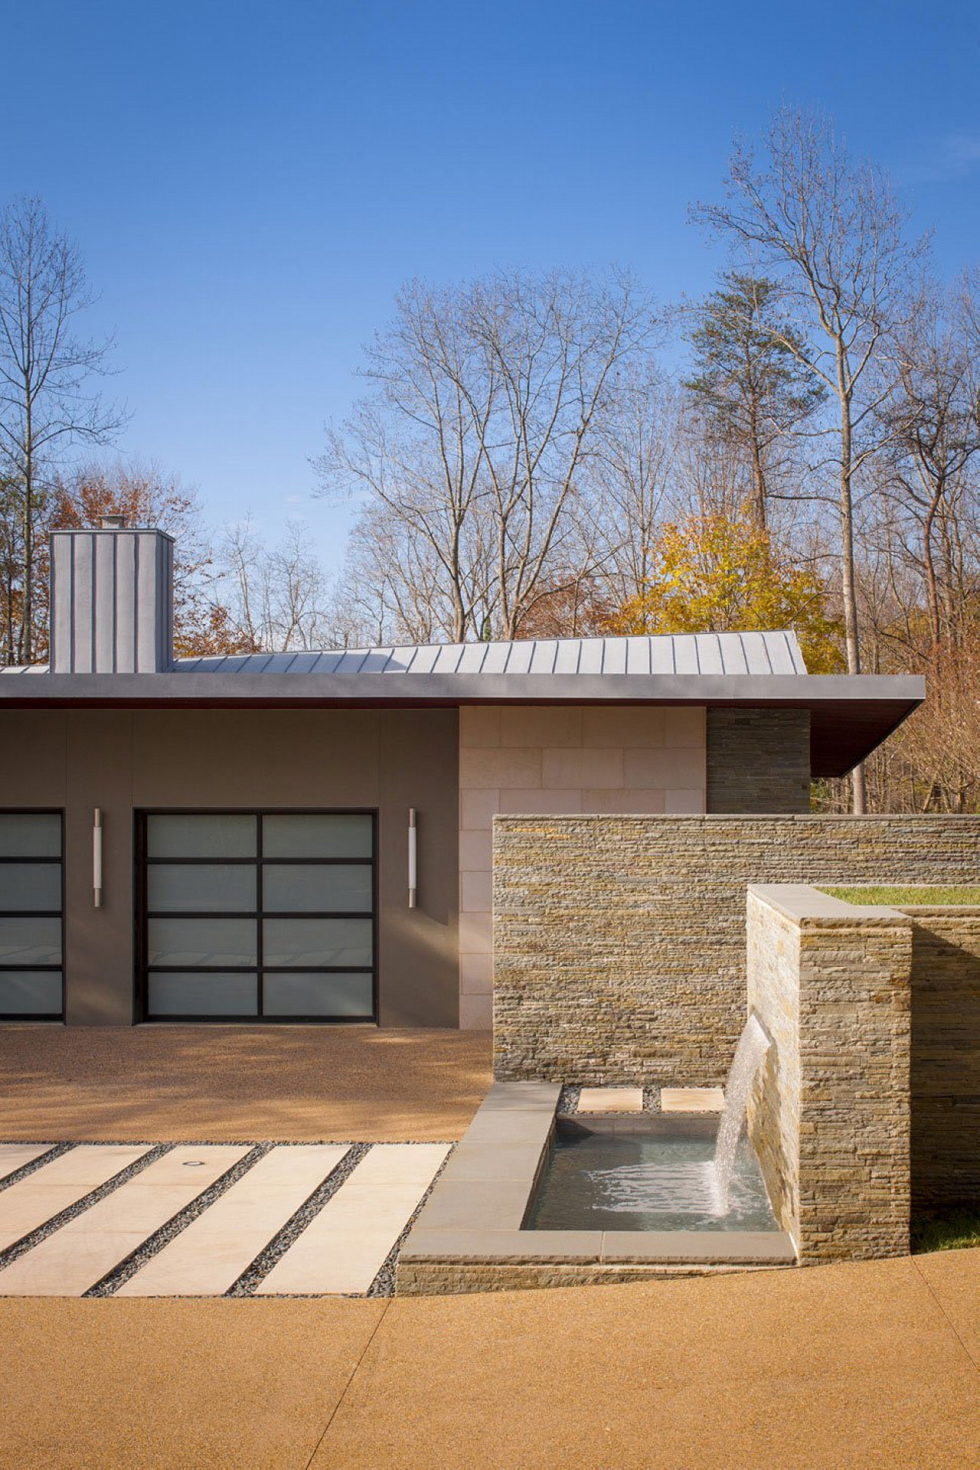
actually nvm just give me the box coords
[492,815,980,1085]
[746,886,912,1262]
[706,708,811,813]
[906,907,980,1206]
[458,706,706,1029]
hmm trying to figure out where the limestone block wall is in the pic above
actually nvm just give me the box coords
[458,706,706,1029]
[492,815,980,1083]
[746,886,912,1262]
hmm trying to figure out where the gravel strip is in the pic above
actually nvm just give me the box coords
[227,1143,364,1296]
[86,1144,273,1296]
[366,1143,457,1298]
[0,1142,71,1192]
[0,1137,462,1299]
[0,1143,172,1272]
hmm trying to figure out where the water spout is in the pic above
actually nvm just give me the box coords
[713,1013,771,1212]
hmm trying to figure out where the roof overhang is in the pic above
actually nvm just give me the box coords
[0,671,924,777]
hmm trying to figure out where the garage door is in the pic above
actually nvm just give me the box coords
[139,811,376,1022]
[0,812,64,1020]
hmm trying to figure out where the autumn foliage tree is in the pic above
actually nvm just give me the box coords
[606,510,845,673]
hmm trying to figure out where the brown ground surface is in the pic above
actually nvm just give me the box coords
[0,1251,976,1469]
[0,1025,491,1142]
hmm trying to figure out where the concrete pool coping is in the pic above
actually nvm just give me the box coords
[396,1083,797,1293]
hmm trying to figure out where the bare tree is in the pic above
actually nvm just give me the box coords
[222,520,335,652]
[318,270,655,642]
[0,198,122,661]
[580,361,680,609]
[692,108,923,810]
[320,279,499,642]
[880,283,980,653]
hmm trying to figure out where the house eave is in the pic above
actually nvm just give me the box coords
[0,671,924,777]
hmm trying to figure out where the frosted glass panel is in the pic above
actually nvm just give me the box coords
[262,864,372,913]
[0,814,61,858]
[0,917,61,965]
[148,917,257,967]
[263,918,372,968]
[262,815,372,859]
[148,865,256,913]
[147,815,256,859]
[148,972,258,1016]
[0,971,62,1014]
[0,863,61,911]
[263,972,373,1017]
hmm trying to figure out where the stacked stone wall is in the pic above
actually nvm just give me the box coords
[746,887,911,1261]
[493,815,980,1088]
[706,708,811,812]
[906,909,980,1206]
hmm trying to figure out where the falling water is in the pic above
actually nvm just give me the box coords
[713,1013,772,1212]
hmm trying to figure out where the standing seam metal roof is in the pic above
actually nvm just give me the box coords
[154,630,809,679]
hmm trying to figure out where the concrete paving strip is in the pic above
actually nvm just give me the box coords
[115,1144,347,1297]
[255,1143,450,1296]
[0,1145,151,1252]
[0,1145,249,1296]
[0,1145,54,1184]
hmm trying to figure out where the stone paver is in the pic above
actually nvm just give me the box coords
[0,1145,150,1252]
[0,1145,248,1297]
[660,1087,726,1112]
[256,1143,450,1296]
[0,1144,53,1183]
[578,1086,644,1113]
[116,1145,347,1297]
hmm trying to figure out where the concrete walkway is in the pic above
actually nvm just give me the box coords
[0,1025,491,1141]
[0,1250,975,1468]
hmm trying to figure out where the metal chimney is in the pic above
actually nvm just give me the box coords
[48,522,175,674]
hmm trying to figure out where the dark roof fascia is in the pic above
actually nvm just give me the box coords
[0,671,925,708]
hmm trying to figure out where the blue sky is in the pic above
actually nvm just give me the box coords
[3,0,978,572]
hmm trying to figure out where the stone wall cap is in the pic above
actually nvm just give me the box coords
[747,883,908,925]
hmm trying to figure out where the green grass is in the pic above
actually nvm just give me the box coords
[911,1205,980,1254]
[820,885,980,907]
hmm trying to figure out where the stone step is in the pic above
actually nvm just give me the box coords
[115,1145,347,1297]
[0,1145,54,1184]
[255,1143,450,1296]
[0,1145,249,1296]
[0,1146,150,1252]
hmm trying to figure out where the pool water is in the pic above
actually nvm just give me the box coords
[526,1118,778,1233]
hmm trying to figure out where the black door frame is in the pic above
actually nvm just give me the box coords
[0,808,65,1022]
[135,808,379,1023]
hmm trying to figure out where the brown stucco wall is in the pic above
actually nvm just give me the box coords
[0,707,459,1027]
[492,815,980,1084]
[706,708,811,813]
